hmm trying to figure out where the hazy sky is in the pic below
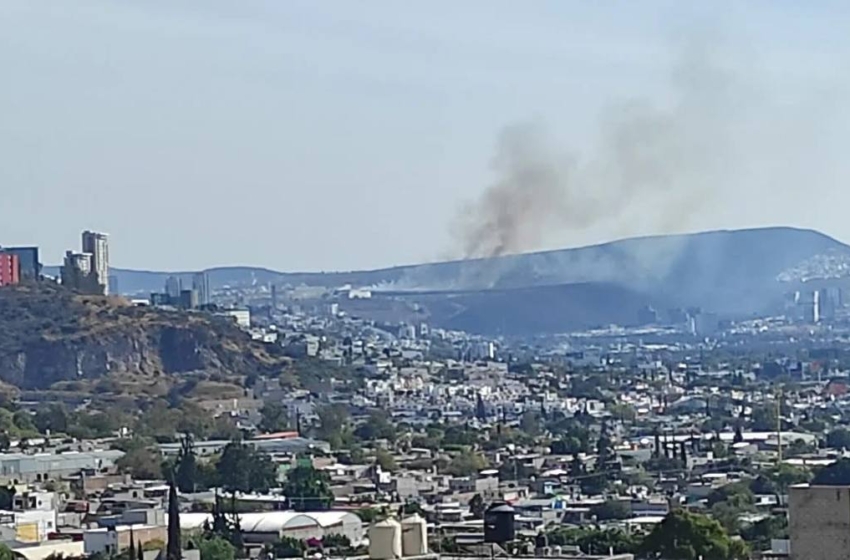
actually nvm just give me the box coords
[3,1,850,271]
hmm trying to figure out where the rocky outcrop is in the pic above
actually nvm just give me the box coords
[0,283,284,389]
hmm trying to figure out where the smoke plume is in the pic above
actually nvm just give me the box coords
[456,45,742,260]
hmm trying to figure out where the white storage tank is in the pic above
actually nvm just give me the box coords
[401,514,428,556]
[369,518,402,560]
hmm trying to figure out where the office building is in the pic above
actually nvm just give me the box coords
[61,251,101,295]
[81,231,109,295]
[165,276,182,299]
[0,247,40,280]
[789,483,850,559]
[193,272,211,306]
[0,254,20,286]
[179,289,199,310]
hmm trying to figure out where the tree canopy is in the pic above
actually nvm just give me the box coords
[216,442,277,494]
[282,464,334,511]
[638,510,749,560]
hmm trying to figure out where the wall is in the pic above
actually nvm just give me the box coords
[789,484,850,560]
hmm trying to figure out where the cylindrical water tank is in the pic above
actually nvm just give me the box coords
[401,514,428,556]
[484,502,516,544]
[369,518,402,560]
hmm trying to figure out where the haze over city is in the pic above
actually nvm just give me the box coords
[4,1,850,272]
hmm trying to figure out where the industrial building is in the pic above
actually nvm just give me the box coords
[0,450,124,484]
[180,511,363,545]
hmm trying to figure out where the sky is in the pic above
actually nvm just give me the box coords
[2,1,850,271]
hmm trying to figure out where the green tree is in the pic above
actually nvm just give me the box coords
[519,411,542,437]
[197,536,236,560]
[469,494,486,519]
[354,410,397,442]
[167,481,181,560]
[740,514,787,552]
[638,509,749,560]
[374,449,397,472]
[445,453,488,476]
[813,458,850,485]
[258,403,290,434]
[751,405,779,432]
[0,544,13,560]
[175,433,197,494]
[826,428,850,450]
[216,442,277,494]
[590,500,631,521]
[547,527,639,555]
[33,404,68,434]
[315,404,351,449]
[282,464,334,511]
[117,445,163,480]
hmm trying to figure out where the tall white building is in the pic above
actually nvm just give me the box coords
[81,231,109,295]
[192,272,211,306]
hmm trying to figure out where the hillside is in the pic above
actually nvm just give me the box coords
[0,282,289,391]
[43,227,850,334]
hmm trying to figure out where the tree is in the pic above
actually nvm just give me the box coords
[547,527,639,555]
[374,449,397,472]
[167,481,181,560]
[282,464,334,511]
[258,403,290,434]
[197,536,236,560]
[751,406,779,432]
[762,464,812,493]
[216,442,277,495]
[638,509,749,560]
[0,487,15,510]
[812,458,850,485]
[33,404,68,434]
[590,500,631,521]
[444,453,488,477]
[0,544,13,560]
[519,411,542,437]
[469,494,486,519]
[315,404,352,449]
[354,410,397,443]
[175,433,197,494]
[117,445,163,480]
[826,428,850,450]
[740,514,787,552]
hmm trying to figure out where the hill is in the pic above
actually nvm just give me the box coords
[46,227,850,334]
[0,282,290,392]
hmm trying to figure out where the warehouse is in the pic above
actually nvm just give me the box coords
[180,511,363,545]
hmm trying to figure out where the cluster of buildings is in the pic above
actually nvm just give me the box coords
[148,273,212,310]
[0,230,115,297]
[61,231,112,296]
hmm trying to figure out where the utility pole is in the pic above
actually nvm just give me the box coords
[776,386,783,463]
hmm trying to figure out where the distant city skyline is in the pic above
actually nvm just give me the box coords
[3,1,850,271]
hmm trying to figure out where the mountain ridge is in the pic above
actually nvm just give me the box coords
[46,226,849,293]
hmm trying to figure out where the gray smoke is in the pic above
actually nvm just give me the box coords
[456,45,741,260]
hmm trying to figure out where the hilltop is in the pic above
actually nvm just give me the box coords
[0,282,290,394]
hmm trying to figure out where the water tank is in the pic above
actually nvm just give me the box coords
[369,518,402,560]
[484,502,515,544]
[401,514,428,556]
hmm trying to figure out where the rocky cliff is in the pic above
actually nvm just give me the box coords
[0,283,285,390]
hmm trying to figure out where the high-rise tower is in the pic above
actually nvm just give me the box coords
[81,231,109,295]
